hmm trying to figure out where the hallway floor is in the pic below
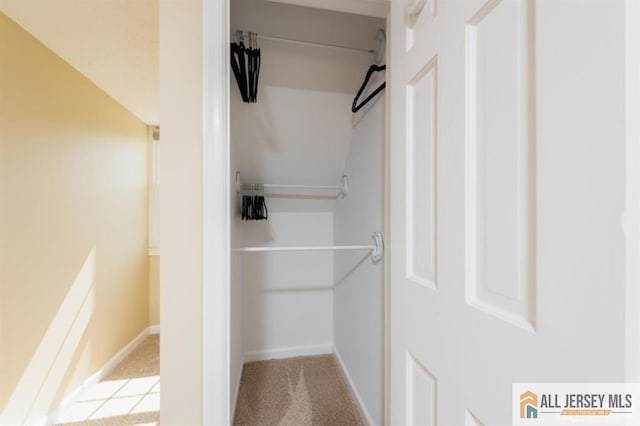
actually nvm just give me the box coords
[55,335,159,426]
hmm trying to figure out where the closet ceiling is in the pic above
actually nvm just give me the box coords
[0,0,159,125]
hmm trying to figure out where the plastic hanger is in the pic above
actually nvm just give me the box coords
[231,31,249,102]
[351,64,386,113]
[247,33,255,102]
[251,33,261,102]
[247,32,261,102]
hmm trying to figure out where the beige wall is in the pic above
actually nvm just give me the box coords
[0,12,149,424]
[149,256,159,326]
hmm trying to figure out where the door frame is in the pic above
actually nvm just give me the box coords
[200,0,392,423]
[198,0,640,423]
[202,0,231,424]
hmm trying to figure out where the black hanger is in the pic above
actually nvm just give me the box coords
[241,185,268,221]
[231,40,249,102]
[231,31,261,104]
[247,32,261,102]
[352,64,386,113]
[250,41,261,102]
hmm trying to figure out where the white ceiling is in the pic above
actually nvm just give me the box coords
[0,0,159,125]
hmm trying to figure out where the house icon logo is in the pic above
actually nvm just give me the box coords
[520,390,538,419]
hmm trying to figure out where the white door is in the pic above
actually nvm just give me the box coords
[389,0,636,424]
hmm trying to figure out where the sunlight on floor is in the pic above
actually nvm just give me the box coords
[55,376,159,425]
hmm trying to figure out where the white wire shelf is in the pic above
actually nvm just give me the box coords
[235,29,374,55]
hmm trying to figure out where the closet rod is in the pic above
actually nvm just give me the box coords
[236,172,349,196]
[237,30,373,55]
[235,232,384,262]
[253,183,342,191]
[235,245,374,252]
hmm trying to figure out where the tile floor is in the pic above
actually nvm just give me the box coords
[54,335,159,426]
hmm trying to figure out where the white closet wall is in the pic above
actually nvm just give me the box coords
[231,50,359,359]
[333,97,385,425]
[241,212,334,360]
[230,138,244,414]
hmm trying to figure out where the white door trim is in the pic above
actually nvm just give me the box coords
[202,0,230,424]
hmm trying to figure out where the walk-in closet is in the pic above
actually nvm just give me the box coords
[229,0,387,423]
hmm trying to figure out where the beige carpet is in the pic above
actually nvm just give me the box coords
[105,334,159,381]
[234,355,365,426]
[55,335,160,426]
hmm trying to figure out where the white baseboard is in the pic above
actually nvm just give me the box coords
[243,343,333,363]
[149,325,160,335]
[333,345,376,426]
[44,326,156,425]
